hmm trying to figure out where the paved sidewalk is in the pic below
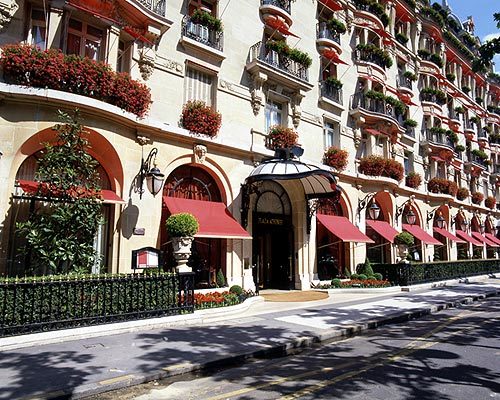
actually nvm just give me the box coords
[0,276,499,400]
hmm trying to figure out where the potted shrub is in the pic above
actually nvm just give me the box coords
[405,172,422,189]
[359,155,386,177]
[417,49,431,59]
[324,76,343,90]
[462,85,471,94]
[446,72,456,82]
[327,18,346,34]
[394,231,414,263]
[190,9,223,32]
[446,130,459,144]
[323,146,349,171]
[456,187,469,201]
[396,32,409,45]
[475,97,483,105]
[182,100,222,138]
[471,148,488,161]
[454,144,465,153]
[429,53,443,68]
[166,213,200,272]
[403,119,418,128]
[266,40,312,67]
[266,125,299,150]
[471,192,484,205]
[385,159,405,181]
[403,71,418,81]
[485,196,496,209]
[454,106,465,114]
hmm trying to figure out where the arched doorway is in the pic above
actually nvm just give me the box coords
[365,196,393,264]
[252,181,293,290]
[316,197,348,279]
[8,151,115,276]
[161,165,226,288]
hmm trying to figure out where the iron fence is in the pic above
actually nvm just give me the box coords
[182,15,224,51]
[260,0,291,14]
[351,92,404,124]
[136,0,166,16]
[320,81,343,104]
[0,272,194,337]
[373,259,500,286]
[316,22,341,44]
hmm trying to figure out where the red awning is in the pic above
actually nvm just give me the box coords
[485,233,500,246]
[322,49,348,65]
[471,232,499,247]
[163,197,251,239]
[317,214,374,243]
[365,128,384,136]
[455,230,483,246]
[403,224,442,245]
[16,179,125,204]
[319,0,343,11]
[366,220,399,243]
[433,227,466,243]
[265,16,299,38]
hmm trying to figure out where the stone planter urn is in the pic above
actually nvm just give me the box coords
[172,236,194,273]
[396,244,410,263]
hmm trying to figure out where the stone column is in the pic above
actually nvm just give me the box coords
[47,6,64,49]
[107,25,121,71]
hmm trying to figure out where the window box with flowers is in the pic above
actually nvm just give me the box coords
[266,125,299,150]
[471,192,484,205]
[456,187,469,201]
[182,100,222,138]
[0,44,152,117]
[359,156,404,181]
[485,196,496,209]
[427,177,458,196]
[323,146,348,171]
[405,172,422,189]
[190,9,223,32]
[265,40,312,68]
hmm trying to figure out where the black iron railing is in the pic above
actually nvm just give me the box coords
[137,0,166,16]
[425,129,455,148]
[467,155,488,169]
[320,81,343,104]
[404,127,416,137]
[351,92,404,124]
[397,75,413,90]
[317,22,341,44]
[248,41,309,82]
[182,15,224,51]
[354,48,386,69]
[260,0,291,14]
[373,259,500,286]
[420,92,446,105]
[0,273,194,337]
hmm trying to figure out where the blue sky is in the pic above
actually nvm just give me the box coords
[447,0,499,72]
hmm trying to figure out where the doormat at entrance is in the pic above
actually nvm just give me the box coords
[261,291,329,302]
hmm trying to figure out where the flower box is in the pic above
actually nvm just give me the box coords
[358,156,404,181]
[265,40,312,67]
[427,177,458,196]
[0,44,152,117]
[323,146,348,171]
[405,172,422,189]
[182,100,222,138]
[485,196,496,209]
[190,9,223,32]
[266,125,299,150]
[456,187,469,201]
[471,192,484,205]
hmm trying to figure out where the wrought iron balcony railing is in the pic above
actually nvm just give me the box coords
[424,129,455,149]
[182,15,223,51]
[397,75,413,90]
[260,0,291,14]
[316,22,341,44]
[404,127,416,138]
[320,81,343,105]
[351,92,404,124]
[248,41,309,82]
[354,48,386,69]
[137,0,166,16]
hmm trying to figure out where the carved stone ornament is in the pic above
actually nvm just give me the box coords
[193,144,207,164]
[0,0,18,33]
[250,73,266,116]
[291,92,304,128]
[138,50,155,81]
[136,134,151,146]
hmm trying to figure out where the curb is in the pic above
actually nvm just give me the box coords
[57,286,499,400]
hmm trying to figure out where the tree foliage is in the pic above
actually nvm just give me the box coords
[473,13,500,73]
[17,110,103,275]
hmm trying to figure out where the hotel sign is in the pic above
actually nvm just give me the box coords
[257,216,285,226]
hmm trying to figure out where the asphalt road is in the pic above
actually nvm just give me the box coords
[91,297,500,400]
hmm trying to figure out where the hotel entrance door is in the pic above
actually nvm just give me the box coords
[253,213,294,290]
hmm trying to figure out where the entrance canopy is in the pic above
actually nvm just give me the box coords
[433,227,466,244]
[245,159,338,197]
[317,214,374,243]
[366,220,399,243]
[402,224,442,246]
[485,233,500,246]
[471,232,499,247]
[455,230,483,246]
[163,197,252,239]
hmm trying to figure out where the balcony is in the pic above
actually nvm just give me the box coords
[320,80,343,105]
[181,15,223,52]
[261,0,291,14]
[397,75,413,90]
[136,0,166,16]
[404,127,416,138]
[420,91,446,106]
[466,155,488,170]
[350,92,405,133]
[246,41,312,91]
[316,22,342,55]
[424,129,455,150]
[260,0,292,27]
[355,47,387,70]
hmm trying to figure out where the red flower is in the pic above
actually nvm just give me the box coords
[323,146,348,171]
[266,125,299,150]
[182,100,222,138]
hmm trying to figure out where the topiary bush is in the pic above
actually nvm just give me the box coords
[166,213,199,237]
[357,274,368,280]
[216,269,226,287]
[394,231,414,246]
[331,278,342,288]
[373,272,383,280]
[229,285,243,295]
[357,258,374,276]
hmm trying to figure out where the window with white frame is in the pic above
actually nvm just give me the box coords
[436,162,446,179]
[265,99,284,132]
[403,151,414,174]
[372,135,387,157]
[29,9,47,50]
[324,120,340,148]
[66,19,104,61]
[185,66,215,106]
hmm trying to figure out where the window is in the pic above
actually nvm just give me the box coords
[454,170,461,186]
[324,120,340,148]
[189,0,216,15]
[67,19,104,61]
[372,135,387,157]
[185,66,215,106]
[265,99,284,132]
[116,40,132,73]
[436,162,446,179]
[29,9,47,50]
[404,151,414,174]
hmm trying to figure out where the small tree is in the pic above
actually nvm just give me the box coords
[357,258,374,277]
[17,110,104,275]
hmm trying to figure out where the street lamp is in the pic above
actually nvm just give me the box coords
[368,202,381,220]
[139,148,165,199]
[435,214,445,229]
[357,192,378,222]
[460,219,468,232]
[405,209,417,225]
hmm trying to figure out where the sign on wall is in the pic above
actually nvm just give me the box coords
[131,247,162,269]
